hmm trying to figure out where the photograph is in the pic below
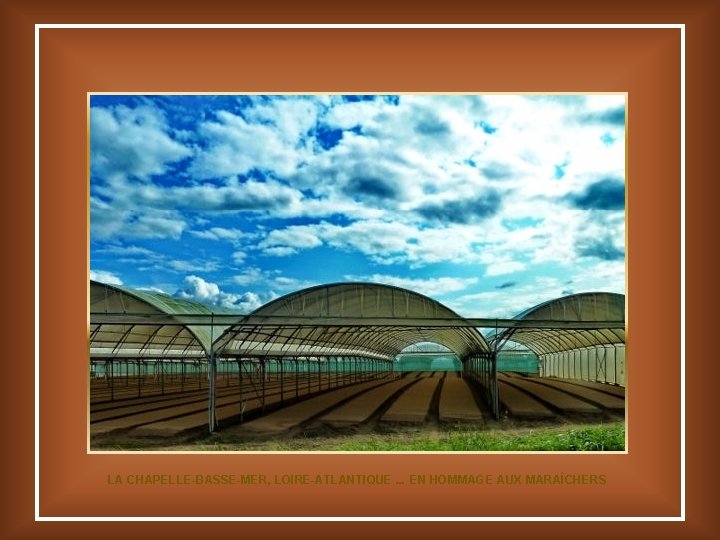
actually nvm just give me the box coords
[22,17,693,524]
[89,93,627,452]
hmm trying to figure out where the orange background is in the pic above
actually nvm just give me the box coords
[3,0,717,538]
[42,26,678,516]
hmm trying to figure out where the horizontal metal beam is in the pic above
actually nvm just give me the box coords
[89,352,206,359]
[217,351,395,360]
[395,351,458,356]
[90,312,625,330]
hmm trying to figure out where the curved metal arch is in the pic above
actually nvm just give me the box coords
[90,280,213,357]
[496,292,625,356]
[214,282,490,359]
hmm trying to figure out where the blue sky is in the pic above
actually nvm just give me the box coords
[89,94,626,317]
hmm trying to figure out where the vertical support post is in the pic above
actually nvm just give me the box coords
[208,313,217,433]
[280,358,284,404]
[208,351,216,432]
[109,360,114,401]
[613,346,618,385]
[491,350,500,420]
[492,320,498,417]
[238,359,244,420]
[295,359,299,399]
[574,353,577,380]
[317,359,321,392]
[261,359,266,413]
[575,356,583,381]
[137,360,141,398]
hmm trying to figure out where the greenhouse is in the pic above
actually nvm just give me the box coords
[90,281,625,433]
[491,292,626,386]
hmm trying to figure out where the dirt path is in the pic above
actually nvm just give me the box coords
[89,371,625,443]
[523,378,625,411]
[438,377,484,423]
[499,375,602,414]
[227,378,392,435]
[320,378,419,427]
[498,380,554,418]
[381,377,440,423]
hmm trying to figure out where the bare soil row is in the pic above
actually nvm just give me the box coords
[89,371,625,445]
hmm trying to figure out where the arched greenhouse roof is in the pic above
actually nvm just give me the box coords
[214,282,491,360]
[90,280,225,358]
[495,292,625,356]
[89,281,624,362]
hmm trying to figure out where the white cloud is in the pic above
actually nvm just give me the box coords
[232,251,247,264]
[344,274,478,299]
[91,196,187,240]
[232,266,269,285]
[233,267,317,293]
[95,244,158,257]
[93,245,223,278]
[175,275,265,312]
[321,221,415,255]
[324,99,387,130]
[271,276,318,291]
[136,285,170,294]
[263,246,298,257]
[447,267,624,320]
[189,109,311,179]
[90,270,123,285]
[483,260,526,277]
[295,100,503,217]
[257,220,415,262]
[259,226,323,251]
[167,259,220,273]
[177,275,224,303]
[90,95,626,316]
[92,96,625,264]
[128,214,186,239]
[568,260,626,294]
[189,227,255,242]
[96,176,304,215]
[91,105,191,180]
[449,277,570,318]
[324,96,488,163]
[243,97,322,147]
[256,219,497,267]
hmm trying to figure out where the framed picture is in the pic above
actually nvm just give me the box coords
[87,91,627,455]
[13,4,708,535]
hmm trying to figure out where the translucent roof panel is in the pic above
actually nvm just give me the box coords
[90,281,219,358]
[496,292,625,355]
[215,283,490,359]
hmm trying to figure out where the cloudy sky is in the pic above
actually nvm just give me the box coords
[89,94,625,318]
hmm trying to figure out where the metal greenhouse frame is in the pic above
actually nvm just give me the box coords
[89,282,625,432]
[491,292,626,386]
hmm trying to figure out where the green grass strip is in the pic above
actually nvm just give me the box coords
[336,422,625,452]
